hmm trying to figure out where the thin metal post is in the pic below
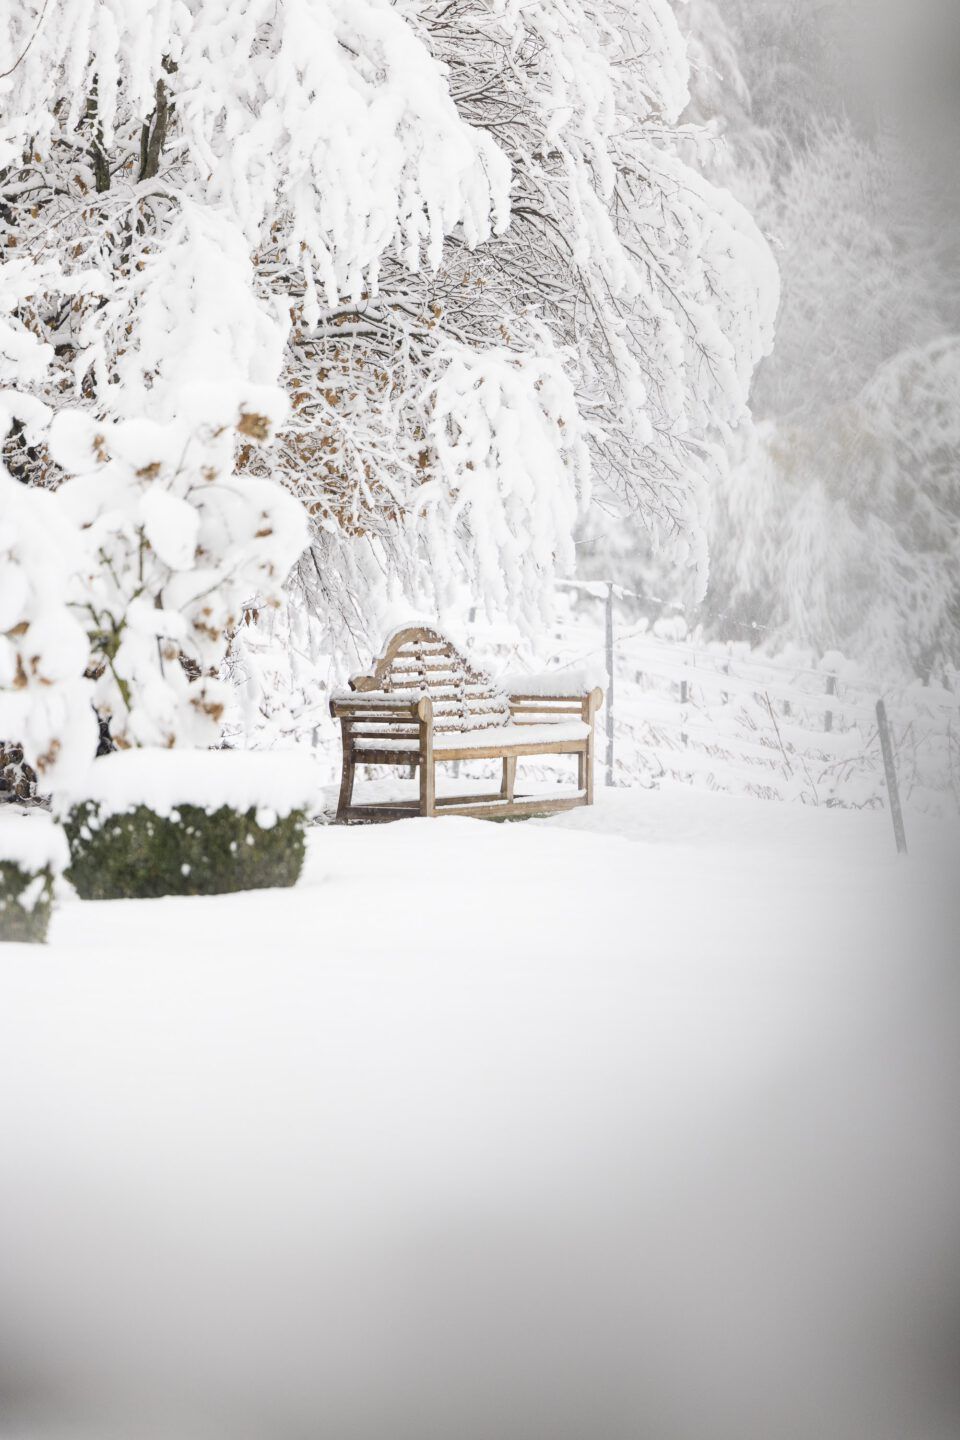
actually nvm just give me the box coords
[605,581,615,786]
[825,673,837,733]
[876,699,907,855]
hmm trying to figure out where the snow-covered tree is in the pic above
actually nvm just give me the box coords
[288,0,776,643]
[702,111,960,678]
[709,338,960,680]
[678,0,774,211]
[748,122,943,422]
[1,237,93,790]
[1,0,777,671]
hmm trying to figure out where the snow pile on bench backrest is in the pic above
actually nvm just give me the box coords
[0,813,70,874]
[55,750,320,821]
[349,626,510,735]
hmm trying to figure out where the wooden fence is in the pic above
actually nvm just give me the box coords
[530,583,960,821]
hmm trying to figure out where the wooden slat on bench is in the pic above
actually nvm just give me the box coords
[346,729,419,742]
[341,793,587,822]
[434,739,587,762]
[510,705,584,716]
[508,695,587,703]
[388,660,466,675]
[435,794,587,820]
[331,699,419,718]
[346,749,420,765]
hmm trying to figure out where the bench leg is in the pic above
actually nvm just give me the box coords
[417,701,436,817]
[336,754,356,820]
[579,741,594,804]
[500,755,517,801]
[580,691,600,805]
[419,755,436,816]
[418,749,436,817]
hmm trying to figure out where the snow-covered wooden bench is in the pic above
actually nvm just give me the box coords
[330,626,603,821]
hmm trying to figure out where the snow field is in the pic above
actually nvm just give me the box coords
[0,786,957,1438]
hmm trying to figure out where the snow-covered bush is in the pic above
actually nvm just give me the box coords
[0,814,69,943]
[48,394,308,750]
[0,469,96,789]
[60,751,318,900]
[1,222,100,808]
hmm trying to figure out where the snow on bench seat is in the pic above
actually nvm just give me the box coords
[353,720,591,752]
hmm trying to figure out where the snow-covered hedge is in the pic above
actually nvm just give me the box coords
[0,814,69,943]
[60,750,318,900]
[64,803,308,902]
[56,749,320,821]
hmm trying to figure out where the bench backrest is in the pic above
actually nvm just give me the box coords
[349,626,510,734]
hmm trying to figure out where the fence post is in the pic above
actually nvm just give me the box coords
[876,699,908,855]
[605,581,615,786]
[824,673,837,733]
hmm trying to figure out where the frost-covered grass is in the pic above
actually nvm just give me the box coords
[0,785,958,1437]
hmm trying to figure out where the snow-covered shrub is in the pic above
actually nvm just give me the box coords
[60,750,318,900]
[0,470,97,790]
[48,394,309,750]
[0,815,69,943]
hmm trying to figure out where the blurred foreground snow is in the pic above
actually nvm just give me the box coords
[1,785,958,1440]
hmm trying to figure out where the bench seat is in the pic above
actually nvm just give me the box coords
[352,720,590,753]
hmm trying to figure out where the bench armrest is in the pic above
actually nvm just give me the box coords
[330,696,434,747]
[330,694,421,720]
[507,685,603,723]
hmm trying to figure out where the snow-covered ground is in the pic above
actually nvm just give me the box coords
[1,786,958,1439]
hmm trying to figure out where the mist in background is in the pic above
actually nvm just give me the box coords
[586,0,960,683]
